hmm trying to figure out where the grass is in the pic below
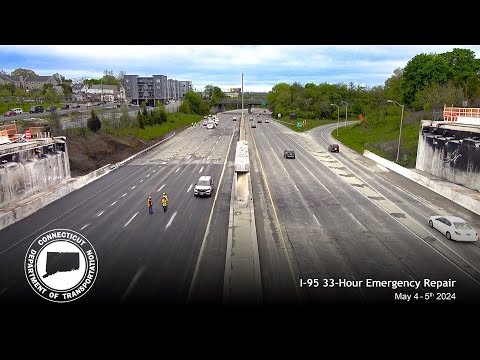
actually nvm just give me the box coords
[274,116,336,132]
[331,117,422,167]
[114,112,203,141]
[273,114,422,168]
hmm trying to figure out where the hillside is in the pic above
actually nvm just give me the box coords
[66,126,189,177]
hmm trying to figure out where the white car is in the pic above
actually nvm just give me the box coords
[428,215,478,242]
[194,175,214,197]
[265,118,270,123]
[232,116,237,121]
[11,108,23,114]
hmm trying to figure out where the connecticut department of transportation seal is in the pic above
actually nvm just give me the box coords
[24,228,98,303]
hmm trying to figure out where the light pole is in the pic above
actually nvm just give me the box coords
[241,73,244,121]
[387,99,405,163]
[341,101,348,127]
[330,103,340,136]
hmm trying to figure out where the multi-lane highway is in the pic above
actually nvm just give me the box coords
[1,109,480,306]
[0,111,239,305]
[247,113,480,305]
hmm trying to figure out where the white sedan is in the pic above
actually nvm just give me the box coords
[428,215,478,242]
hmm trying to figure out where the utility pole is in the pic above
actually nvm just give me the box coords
[241,73,244,120]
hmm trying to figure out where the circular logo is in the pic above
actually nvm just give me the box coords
[24,229,98,303]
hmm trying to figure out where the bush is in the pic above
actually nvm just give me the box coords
[87,110,101,132]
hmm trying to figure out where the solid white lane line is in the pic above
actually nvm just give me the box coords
[165,211,177,229]
[124,212,139,227]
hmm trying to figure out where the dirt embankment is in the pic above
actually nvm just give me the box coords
[66,128,188,177]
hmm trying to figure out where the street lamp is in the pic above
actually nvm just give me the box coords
[241,72,244,121]
[341,101,348,127]
[387,99,405,163]
[330,103,340,136]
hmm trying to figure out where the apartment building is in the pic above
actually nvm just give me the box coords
[124,75,192,105]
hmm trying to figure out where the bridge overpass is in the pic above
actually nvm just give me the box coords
[213,98,267,113]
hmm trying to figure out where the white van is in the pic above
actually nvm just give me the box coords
[11,108,23,114]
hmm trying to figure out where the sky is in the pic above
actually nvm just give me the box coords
[1,45,480,93]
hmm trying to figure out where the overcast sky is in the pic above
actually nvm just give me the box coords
[1,45,480,93]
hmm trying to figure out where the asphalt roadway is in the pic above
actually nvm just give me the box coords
[1,110,480,309]
[248,114,480,306]
[0,110,239,306]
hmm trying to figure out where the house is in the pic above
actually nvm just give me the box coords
[89,84,117,102]
[23,75,58,91]
[71,83,84,94]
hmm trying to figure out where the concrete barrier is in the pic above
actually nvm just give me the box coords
[110,132,176,170]
[0,130,179,231]
[364,150,480,215]
[0,163,112,231]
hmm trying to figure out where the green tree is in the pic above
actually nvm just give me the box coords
[11,68,37,78]
[137,110,145,129]
[179,99,192,114]
[402,53,451,108]
[87,110,101,132]
[48,108,62,135]
[440,48,480,89]
[466,74,480,104]
[52,73,66,83]
[119,105,132,128]
[384,67,403,103]
[182,91,208,115]
[416,81,465,109]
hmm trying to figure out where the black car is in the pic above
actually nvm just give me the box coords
[61,104,70,110]
[328,144,340,152]
[29,105,44,113]
[284,149,295,159]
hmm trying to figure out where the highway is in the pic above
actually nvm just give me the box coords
[247,113,480,305]
[2,109,480,307]
[0,111,240,305]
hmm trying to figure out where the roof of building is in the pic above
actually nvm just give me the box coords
[25,75,54,82]
[90,84,118,90]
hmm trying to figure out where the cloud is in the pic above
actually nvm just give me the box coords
[1,45,480,91]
